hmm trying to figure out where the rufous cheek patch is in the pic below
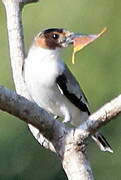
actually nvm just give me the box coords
[35,36,47,49]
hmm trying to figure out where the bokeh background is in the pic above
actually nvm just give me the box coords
[0,0,121,179]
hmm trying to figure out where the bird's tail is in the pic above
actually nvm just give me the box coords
[92,132,113,153]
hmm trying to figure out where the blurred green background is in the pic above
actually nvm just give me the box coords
[0,0,121,179]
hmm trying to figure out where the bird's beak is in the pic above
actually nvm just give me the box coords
[65,27,107,47]
[64,31,97,46]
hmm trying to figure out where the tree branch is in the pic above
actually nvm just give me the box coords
[2,0,26,95]
[74,94,121,143]
[0,86,121,179]
[83,94,121,133]
[2,0,54,152]
[0,85,94,179]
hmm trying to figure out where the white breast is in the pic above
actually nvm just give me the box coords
[24,46,65,111]
[24,46,85,126]
[25,46,64,86]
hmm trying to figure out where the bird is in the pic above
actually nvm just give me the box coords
[24,28,113,153]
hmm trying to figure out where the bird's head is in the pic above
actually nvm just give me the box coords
[34,28,77,50]
[33,27,106,63]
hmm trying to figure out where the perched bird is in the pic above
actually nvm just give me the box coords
[24,28,113,153]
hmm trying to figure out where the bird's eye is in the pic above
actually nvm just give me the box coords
[52,33,59,40]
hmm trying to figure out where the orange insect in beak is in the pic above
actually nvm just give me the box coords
[72,27,107,64]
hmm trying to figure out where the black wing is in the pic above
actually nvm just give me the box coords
[56,65,90,115]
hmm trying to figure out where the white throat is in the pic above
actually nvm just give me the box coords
[28,45,61,61]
